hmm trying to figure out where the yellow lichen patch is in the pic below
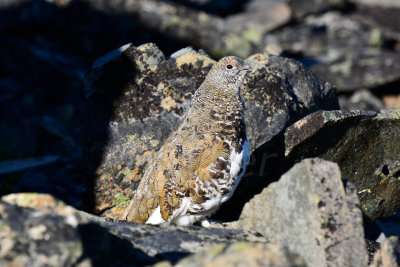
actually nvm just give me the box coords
[150,139,160,148]
[103,205,127,220]
[161,96,178,111]
[2,193,77,216]
[175,53,215,68]
[294,119,307,129]
[358,189,372,194]
[28,225,48,240]
[2,193,58,210]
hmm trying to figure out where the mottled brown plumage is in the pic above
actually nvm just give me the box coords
[121,56,251,225]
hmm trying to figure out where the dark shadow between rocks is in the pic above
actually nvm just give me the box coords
[0,0,190,210]
[285,112,374,162]
[81,49,143,213]
[77,223,158,266]
[171,0,251,17]
[212,132,288,222]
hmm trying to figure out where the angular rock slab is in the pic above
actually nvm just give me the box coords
[231,158,368,267]
[285,110,400,219]
[82,43,338,218]
[1,193,270,266]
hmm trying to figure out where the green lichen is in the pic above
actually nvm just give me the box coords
[368,29,384,48]
[224,33,252,59]
[243,28,262,43]
[121,168,133,176]
[154,261,173,267]
[330,56,353,75]
[390,110,400,119]
[112,193,130,208]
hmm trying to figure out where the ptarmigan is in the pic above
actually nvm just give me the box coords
[121,56,251,226]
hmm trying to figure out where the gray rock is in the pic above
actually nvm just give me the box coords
[288,0,347,19]
[0,193,269,266]
[245,53,338,149]
[285,110,400,219]
[82,43,338,219]
[0,196,85,267]
[173,242,306,267]
[263,11,374,57]
[86,0,291,59]
[311,50,400,92]
[350,0,400,9]
[339,89,384,111]
[352,5,400,40]
[262,9,400,92]
[370,236,400,267]
[231,158,368,267]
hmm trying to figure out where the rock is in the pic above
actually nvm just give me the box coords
[173,242,306,267]
[244,53,338,149]
[231,158,368,267]
[367,240,381,264]
[82,43,338,219]
[352,5,400,40]
[263,11,374,57]
[284,110,400,220]
[350,0,400,8]
[1,193,271,266]
[370,236,400,267]
[262,9,400,92]
[288,0,347,19]
[382,95,400,109]
[86,0,291,59]
[0,194,85,267]
[310,50,400,92]
[339,89,384,111]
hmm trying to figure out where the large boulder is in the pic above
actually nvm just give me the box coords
[230,158,368,267]
[285,110,400,220]
[82,43,338,219]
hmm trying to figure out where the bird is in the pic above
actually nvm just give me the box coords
[121,56,252,226]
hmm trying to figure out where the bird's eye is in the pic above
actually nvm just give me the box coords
[226,64,234,70]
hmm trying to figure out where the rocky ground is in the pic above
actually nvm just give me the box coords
[1,0,400,266]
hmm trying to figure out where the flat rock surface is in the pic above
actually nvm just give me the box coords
[285,110,400,219]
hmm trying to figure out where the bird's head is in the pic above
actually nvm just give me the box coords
[205,56,252,92]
